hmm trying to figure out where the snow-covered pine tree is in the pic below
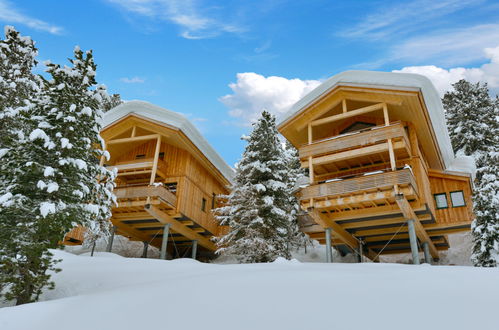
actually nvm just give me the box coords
[100,93,123,112]
[282,140,309,250]
[0,26,49,305]
[214,111,293,263]
[442,80,499,267]
[0,40,115,304]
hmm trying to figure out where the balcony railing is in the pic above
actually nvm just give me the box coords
[114,184,177,209]
[298,168,418,201]
[299,122,411,160]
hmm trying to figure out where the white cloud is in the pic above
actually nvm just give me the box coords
[390,24,499,66]
[220,72,321,126]
[106,0,243,39]
[340,0,482,40]
[0,0,63,35]
[394,45,499,96]
[120,76,145,84]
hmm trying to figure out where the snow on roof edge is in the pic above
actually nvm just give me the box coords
[102,100,235,182]
[277,70,458,171]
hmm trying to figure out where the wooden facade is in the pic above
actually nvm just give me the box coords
[278,77,475,261]
[67,105,234,258]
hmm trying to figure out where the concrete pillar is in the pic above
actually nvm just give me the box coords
[160,223,171,260]
[191,240,198,259]
[106,225,116,252]
[142,241,149,258]
[90,241,96,257]
[422,241,432,264]
[325,228,333,263]
[407,219,420,265]
[358,240,364,263]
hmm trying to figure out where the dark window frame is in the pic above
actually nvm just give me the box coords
[201,198,207,212]
[449,190,466,208]
[434,193,448,209]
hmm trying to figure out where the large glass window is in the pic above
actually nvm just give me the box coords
[434,193,448,209]
[450,191,466,207]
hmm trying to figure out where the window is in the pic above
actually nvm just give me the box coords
[201,198,206,212]
[450,191,466,207]
[135,154,146,160]
[434,193,448,209]
[159,152,165,160]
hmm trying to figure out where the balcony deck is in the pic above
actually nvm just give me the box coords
[299,168,418,211]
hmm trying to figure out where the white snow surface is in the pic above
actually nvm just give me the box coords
[277,71,456,170]
[102,100,234,182]
[1,247,499,330]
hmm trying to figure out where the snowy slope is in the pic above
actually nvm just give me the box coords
[1,250,498,330]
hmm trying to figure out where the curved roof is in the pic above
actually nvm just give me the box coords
[277,70,456,170]
[102,100,234,182]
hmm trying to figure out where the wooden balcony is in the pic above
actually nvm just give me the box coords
[299,122,412,177]
[107,158,167,180]
[299,168,419,210]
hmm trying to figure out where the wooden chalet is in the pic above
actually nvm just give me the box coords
[277,71,475,264]
[75,101,234,259]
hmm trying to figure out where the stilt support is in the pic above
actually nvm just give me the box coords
[191,240,198,259]
[422,242,432,264]
[160,223,171,260]
[91,241,96,257]
[407,219,420,265]
[106,225,116,253]
[358,239,364,263]
[325,227,333,263]
[142,241,149,258]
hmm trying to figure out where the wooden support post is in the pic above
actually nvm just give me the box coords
[383,103,390,126]
[142,241,149,258]
[106,226,116,252]
[407,219,420,265]
[131,126,136,137]
[342,99,347,113]
[422,242,432,264]
[387,138,397,171]
[325,227,333,263]
[150,136,162,185]
[90,241,96,257]
[160,223,171,260]
[191,240,198,259]
[308,156,314,184]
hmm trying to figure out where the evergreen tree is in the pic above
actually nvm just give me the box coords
[0,33,115,304]
[443,80,499,267]
[214,111,294,263]
[282,140,309,250]
[100,93,123,112]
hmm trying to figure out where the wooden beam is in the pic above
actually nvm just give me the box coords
[395,195,439,258]
[310,103,385,127]
[107,134,160,145]
[342,99,347,113]
[145,204,216,251]
[308,209,379,261]
[341,214,431,230]
[150,135,162,185]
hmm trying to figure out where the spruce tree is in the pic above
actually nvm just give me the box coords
[443,80,499,267]
[100,93,123,112]
[0,33,115,304]
[214,111,293,263]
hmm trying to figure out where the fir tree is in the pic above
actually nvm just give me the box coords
[0,33,115,304]
[100,93,123,112]
[214,111,294,263]
[443,80,499,267]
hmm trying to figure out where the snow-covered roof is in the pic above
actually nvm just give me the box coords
[278,70,458,171]
[102,100,234,182]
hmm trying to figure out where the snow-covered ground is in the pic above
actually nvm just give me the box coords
[1,248,498,330]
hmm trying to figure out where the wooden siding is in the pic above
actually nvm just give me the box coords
[429,170,474,225]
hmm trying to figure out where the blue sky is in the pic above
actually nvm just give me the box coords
[1,0,499,166]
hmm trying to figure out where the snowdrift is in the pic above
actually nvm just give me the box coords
[1,250,498,330]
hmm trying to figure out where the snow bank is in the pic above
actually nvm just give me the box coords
[1,248,498,330]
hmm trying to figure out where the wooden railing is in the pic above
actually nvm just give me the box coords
[107,158,167,177]
[298,168,418,201]
[114,185,177,208]
[299,122,410,159]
